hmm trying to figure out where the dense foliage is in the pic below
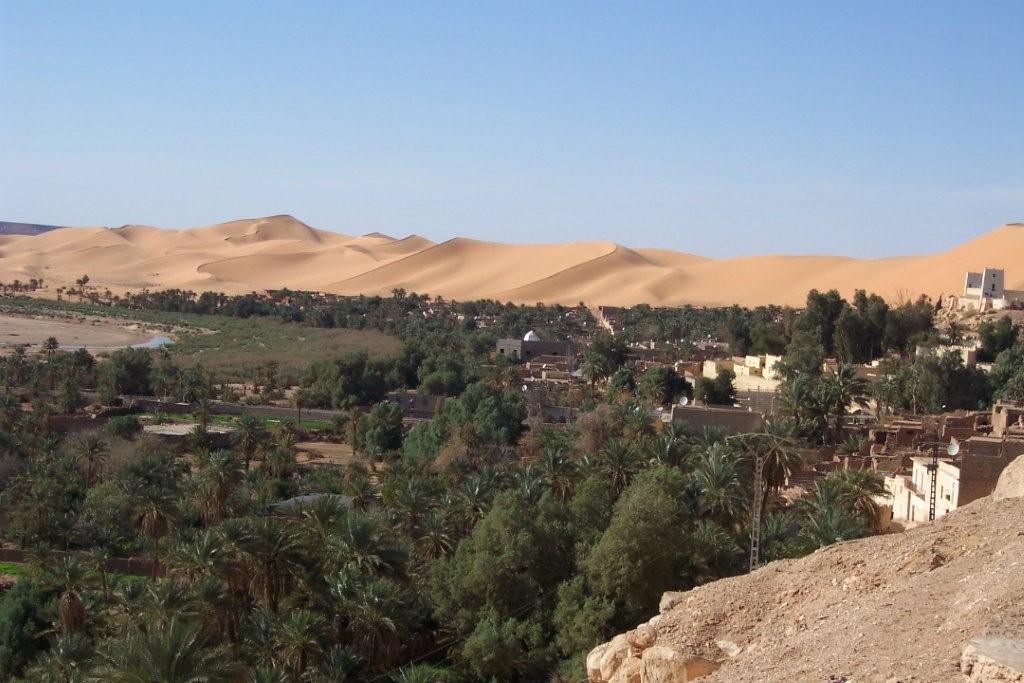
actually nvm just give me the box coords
[1,286,1018,681]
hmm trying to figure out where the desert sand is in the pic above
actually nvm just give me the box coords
[0,313,159,352]
[1,214,1022,307]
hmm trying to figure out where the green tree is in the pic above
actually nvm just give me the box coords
[362,401,404,456]
[978,316,1018,362]
[636,366,689,407]
[694,368,735,406]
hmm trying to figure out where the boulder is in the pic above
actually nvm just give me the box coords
[993,454,1024,501]
[594,633,631,682]
[628,624,658,654]
[961,635,1024,681]
[587,642,611,682]
[660,591,686,613]
[609,655,642,683]
[640,646,721,683]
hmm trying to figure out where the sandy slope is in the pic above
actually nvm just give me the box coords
[1,214,1022,306]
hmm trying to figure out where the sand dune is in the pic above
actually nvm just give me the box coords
[1,214,1022,307]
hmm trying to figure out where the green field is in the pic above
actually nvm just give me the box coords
[0,562,26,576]
[0,297,401,380]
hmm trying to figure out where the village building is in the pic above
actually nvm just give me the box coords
[915,342,980,367]
[949,267,1024,311]
[703,354,783,393]
[883,403,1024,526]
[496,330,574,362]
[663,403,764,434]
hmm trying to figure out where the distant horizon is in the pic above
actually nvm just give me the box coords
[3,3,1023,257]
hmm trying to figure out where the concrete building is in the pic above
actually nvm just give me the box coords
[885,434,1024,525]
[951,268,1024,311]
[496,331,573,362]
[915,342,979,367]
[704,354,783,393]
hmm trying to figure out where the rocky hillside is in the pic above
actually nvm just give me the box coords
[588,458,1024,682]
[0,221,62,236]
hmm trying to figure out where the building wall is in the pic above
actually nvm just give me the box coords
[496,339,572,361]
[669,404,764,434]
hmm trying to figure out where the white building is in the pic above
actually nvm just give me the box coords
[953,268,1024,312]
[886,457,960,525]
[703,354,782,392]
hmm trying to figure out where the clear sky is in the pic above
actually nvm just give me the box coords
[2,2,1022,257]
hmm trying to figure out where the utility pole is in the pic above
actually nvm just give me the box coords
[926,444,939,521]
[749,451,765,571]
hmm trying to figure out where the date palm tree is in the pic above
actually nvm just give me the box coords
[272,610,325,678]
[74,433,108,485]
[539,444,577,500]
[46,556,91,634]
[86,618,242,682]
[24,634,93,683]
[692,442,747,529]
[233,414,268,471]
[597,438,640,495]
[201,450,244,522]
[823,363,870,444]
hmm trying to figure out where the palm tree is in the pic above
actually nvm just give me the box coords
[88,547,112,599]
[412,509,453,561]
[538,444,576,500]
[823,364,870,444]
[193,397,213,431]
[242,519,304,613]
[0,393,21,430]
[167,529,229,587]
[74,433,108,485]
[798,503,866,551]
[131,488,175,578]
[272,610,325,678]
[738,419,802,514]
[693,442,747,528]
[24,634,93,682]
[826,468,889,531]
[42,336,59,358]
[249,667,290,683]
[46,556,91,634]
[331,575,405,668]
[651,422,690,468]
[233,414,268,471]
[201,450,244,521]
[597,438,640,494]
[87,618,242,682]
[387,476,435,535]
[262,446,295,480]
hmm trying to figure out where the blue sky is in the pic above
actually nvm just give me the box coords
[2,2,1022,257]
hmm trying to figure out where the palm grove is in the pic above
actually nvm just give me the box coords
[0,287,1022,682]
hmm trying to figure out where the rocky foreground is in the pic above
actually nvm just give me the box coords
[588,457,1024,682]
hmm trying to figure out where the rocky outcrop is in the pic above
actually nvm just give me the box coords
[587,623,722,682]
[961,636,1024,681]
[993,454,1024,501]
[586,496,1024,682]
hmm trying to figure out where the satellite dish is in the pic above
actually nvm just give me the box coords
[521,385,528,393]
[947,438,960,456]
[679,396,690,406]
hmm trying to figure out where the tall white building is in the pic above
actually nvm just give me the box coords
[953,268,1024,311]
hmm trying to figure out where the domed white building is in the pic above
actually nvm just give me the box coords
[495,329,572,361]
